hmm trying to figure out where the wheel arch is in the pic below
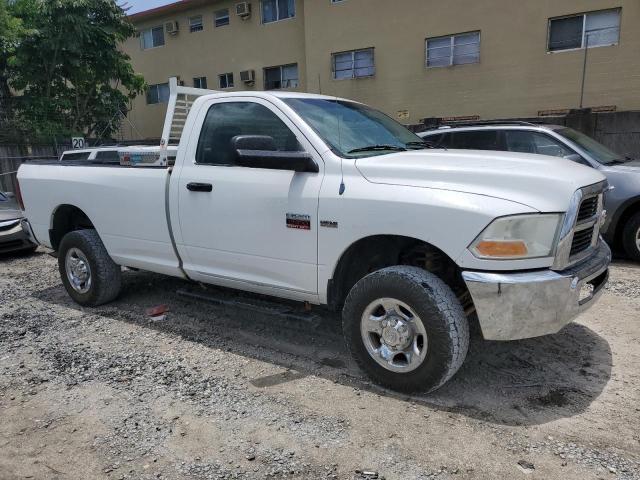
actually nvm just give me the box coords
[326,234,472,312]
[610,196,640,245]
[49,204,95,251]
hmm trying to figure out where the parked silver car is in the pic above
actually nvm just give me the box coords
[419,122,640,260]
[0,191,37,254]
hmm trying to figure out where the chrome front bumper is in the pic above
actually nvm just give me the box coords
[462,241,611,341]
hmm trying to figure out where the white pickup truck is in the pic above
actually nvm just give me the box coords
[17,79,611,392]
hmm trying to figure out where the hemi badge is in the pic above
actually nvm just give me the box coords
[320,220,338,229]
[286,213,311,230]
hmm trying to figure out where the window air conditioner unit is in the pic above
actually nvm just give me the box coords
[240,70,255,84]
[165,21,179,35]
[236,2,251,18]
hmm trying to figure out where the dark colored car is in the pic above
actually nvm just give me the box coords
[420,123,640,261]
[0,191,37,254]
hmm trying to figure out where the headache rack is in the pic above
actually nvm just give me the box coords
[159,77,220,164]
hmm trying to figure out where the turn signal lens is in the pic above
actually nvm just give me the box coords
[470,213,562,260]
[475,240,528,257]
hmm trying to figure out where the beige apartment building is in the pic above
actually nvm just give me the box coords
[121,0,640,139]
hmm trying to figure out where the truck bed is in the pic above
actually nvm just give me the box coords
[19,162,183,277]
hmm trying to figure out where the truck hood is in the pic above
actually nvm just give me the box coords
[355,149,606,212]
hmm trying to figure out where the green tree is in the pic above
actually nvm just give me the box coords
[4,0,145,141]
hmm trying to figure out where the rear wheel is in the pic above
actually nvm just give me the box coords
[58,229,122,306]
[622,211,640,262]
[342,266,469,393]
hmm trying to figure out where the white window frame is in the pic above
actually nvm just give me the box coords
[214,8,230,27]
[426,31,480,68]
[261,0,296,24]
[140,25,165,50]
[547,8,621,53]
[263,64,299,90]
[146,83,170,105]
[193,76,208,89]
[218,73,234,89]
[189,15,204,33]
[332,48,375,80]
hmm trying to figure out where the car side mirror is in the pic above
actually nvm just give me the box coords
[232,135,319,173]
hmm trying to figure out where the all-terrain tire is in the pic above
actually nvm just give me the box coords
[622,211,640,262]
[58,229,122,306]
[342,266,469,393]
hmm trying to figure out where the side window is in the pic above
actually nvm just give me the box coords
[94,151,120,164]
[61,151,91,161]
[505,131,573,157]
[451,130,501,150]
[196,102,301,165]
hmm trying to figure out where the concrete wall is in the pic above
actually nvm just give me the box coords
[121,0,640,139]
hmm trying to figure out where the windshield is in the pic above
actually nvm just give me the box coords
[556,127,623,165]
[283,98,425,158]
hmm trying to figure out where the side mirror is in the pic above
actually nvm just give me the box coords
[4,192,15,198]
[232,135,319,173]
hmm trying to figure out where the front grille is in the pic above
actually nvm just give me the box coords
[570,227,594,256]
[577,196,598,222]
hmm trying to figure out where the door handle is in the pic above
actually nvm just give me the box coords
[186,182,213,192]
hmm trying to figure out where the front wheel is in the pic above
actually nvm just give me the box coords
[58,229,122,306]
[622,211,640,262]
[342,266,469,393]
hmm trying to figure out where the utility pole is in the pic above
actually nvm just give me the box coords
[579,32,590,109]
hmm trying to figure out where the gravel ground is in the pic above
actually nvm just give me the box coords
[1,250,639,480]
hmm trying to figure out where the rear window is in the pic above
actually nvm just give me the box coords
[61,151,91,161]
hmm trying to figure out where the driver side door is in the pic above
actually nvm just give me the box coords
[174,98,324,301]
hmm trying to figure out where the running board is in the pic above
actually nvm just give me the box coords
[176,286,326,326]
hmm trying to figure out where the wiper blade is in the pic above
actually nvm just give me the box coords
[405,141,436,149]
[348,145,407,154]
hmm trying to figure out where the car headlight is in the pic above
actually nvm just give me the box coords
[470,213,562,259]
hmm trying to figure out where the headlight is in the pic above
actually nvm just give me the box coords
[470,214,562,259]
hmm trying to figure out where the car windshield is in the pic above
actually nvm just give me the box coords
[556,127,625,165]
[283,98,425,158]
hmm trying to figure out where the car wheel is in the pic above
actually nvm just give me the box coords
[622,211,640,262]
[342,266,469,393]
[58,229,122,306]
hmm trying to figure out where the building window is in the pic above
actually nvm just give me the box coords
[331,0,346,3]
[146,83,170,104]
[194,77,208,89]
[141,26,165,50]
[426,31,480,68]
[548,9,620,51]
[215,9,230,27]
[262,0,295,24]
[264,64,298,90]
[332,48,374,79]
[189,15,203,32]
[219,73,234,89]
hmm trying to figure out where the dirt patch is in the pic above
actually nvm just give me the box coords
[1,251,639,479]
